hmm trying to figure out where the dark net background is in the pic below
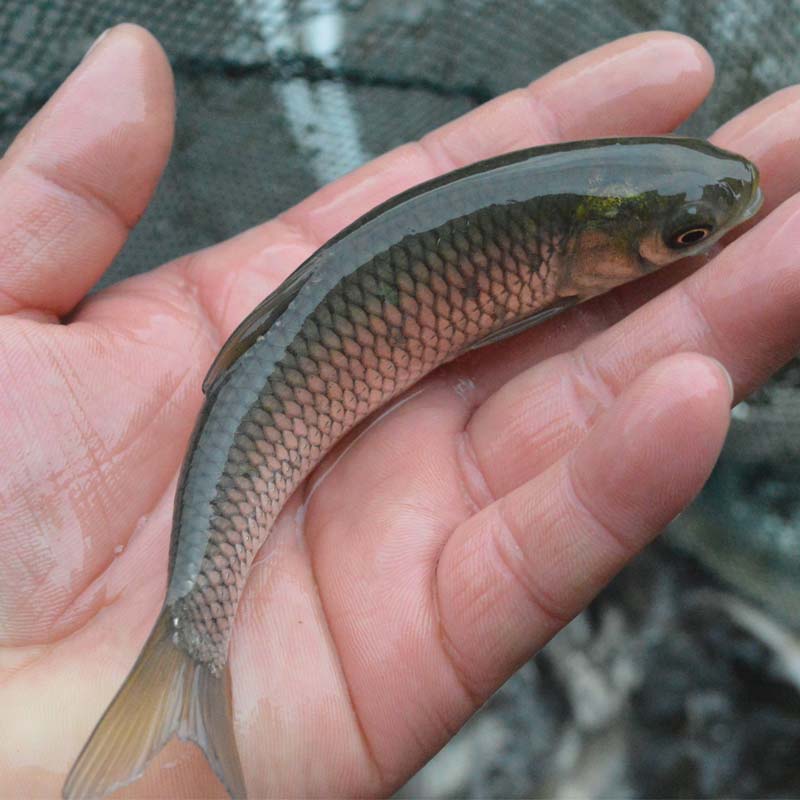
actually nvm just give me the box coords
[2,0,799,796]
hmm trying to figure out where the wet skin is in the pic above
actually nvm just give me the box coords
[3,25,800,799]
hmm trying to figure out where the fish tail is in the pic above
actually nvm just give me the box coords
[62,609,246,800]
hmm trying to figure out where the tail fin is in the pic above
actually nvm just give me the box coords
[62,610,246,800]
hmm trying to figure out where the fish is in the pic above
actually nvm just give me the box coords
[62,137,762,799]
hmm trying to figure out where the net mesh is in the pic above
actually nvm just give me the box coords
[2,1,798,796]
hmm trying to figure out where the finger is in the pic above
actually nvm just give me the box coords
[0,24,174,316]
[291,31,712,240]
[422,30,712,170]
[189,32,713,337]
[466,188,800,500]
[437,354,731,696]
[712,85,800,220]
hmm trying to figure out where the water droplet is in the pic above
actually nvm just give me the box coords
[453,376,476,401]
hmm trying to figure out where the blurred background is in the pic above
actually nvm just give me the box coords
[2,0,798,796]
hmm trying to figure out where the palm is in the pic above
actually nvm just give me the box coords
[4,25,800,800]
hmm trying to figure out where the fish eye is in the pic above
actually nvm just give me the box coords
[667,224,714,249]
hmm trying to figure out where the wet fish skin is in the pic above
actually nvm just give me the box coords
[63,137,761,800]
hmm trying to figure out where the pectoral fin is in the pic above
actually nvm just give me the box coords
[465,296,578,352]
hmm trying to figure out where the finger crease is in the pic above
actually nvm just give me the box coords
[565,348,619,432]
[454,429,497,514]
[679,281,730,365]
[431,553,489,710]
[522,87,564,144]
[415,136,460,176]
[306,543,385,790]
[564,453,636,559]
[489,501,574,628]
[20,161,136,235]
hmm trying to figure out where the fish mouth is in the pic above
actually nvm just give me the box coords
[743,185,764,220]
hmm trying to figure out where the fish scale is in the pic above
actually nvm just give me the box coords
[63,137,761,800]
[177,201,562,673]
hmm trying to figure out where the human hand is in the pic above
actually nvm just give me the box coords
[3,25,800,798]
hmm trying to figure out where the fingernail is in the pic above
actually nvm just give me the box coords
[82,28,111,62]
[709,357,735,404]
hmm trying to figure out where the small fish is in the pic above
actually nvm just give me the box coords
[63,137,762,799]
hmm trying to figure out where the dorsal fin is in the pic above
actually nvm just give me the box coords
[202,260,317,394]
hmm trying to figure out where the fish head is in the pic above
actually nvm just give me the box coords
[635,139,762,266]
[560,137,761,299]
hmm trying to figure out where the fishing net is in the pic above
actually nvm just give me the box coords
[2,0,798,796]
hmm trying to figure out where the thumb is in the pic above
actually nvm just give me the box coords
[0,24,174,317]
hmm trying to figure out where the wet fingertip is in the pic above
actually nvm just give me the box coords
[654,31,715,108]
[613,29,713,80]
[647,353,733,410]
[663,30,714,80]
[635,30,715,104]
[540,30,715,139]
[79,24,144,65]
[79,23,173,84]
[572,353,733,546]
